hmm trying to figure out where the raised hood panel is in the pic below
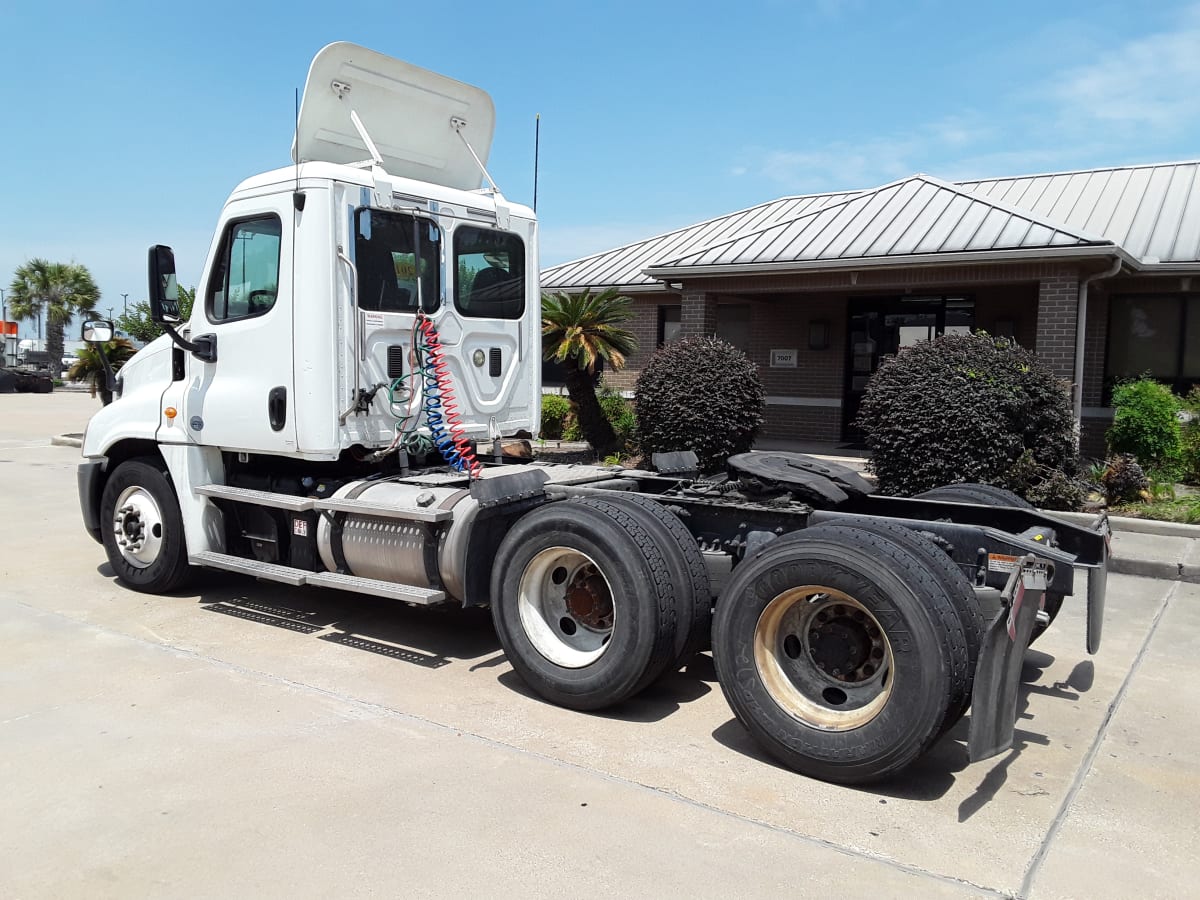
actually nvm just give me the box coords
[292,42,495,191]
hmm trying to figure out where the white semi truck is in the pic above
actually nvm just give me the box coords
[77,43,1109,784]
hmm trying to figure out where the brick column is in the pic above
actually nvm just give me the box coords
[1034,267,1080,381]
[680,291,717,338]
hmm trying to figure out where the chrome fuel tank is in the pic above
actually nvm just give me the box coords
[316,480,478,600]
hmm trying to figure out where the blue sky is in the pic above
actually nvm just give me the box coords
[3,0,1200,338]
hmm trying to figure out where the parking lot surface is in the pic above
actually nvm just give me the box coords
[2,392,1197,898]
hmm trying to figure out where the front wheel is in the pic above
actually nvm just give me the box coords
[712,526,969,783]
[100,458,193,593]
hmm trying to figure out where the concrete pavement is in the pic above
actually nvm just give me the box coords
[2,390,1198,899]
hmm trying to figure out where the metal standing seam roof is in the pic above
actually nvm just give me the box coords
[539,190,857,290]
[959,160,1200,265]
[646,174,1114,275]
[540,159,1200,290]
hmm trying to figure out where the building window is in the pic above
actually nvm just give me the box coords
[659,305,681,344]
[1106,294,1200,395]
[656,303,750,347]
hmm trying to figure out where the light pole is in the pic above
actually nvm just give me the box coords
[121,293,129,315]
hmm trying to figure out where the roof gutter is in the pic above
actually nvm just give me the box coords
[1072,256,1123,428]
[644,244,1138,279]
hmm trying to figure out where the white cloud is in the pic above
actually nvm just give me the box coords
[1053,11,1200,132]
[735,6,1200,193]
[738,115,997,192]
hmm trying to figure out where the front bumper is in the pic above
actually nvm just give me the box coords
[78,459,105,544]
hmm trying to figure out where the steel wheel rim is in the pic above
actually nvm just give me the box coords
[112,485,165,569]
[518,546,615,668]
[753,585,894,731]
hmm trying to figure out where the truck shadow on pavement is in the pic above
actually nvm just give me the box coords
[104,564,1096,802]
[710,648,1094,808]
[184,571,501,669]
[495,653,716,724]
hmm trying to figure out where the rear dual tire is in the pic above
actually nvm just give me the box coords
[712,526,971,784]
[490,495,709,711]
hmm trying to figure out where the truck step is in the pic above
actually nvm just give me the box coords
[195,484,315,512]
[312,497,452,523]
[190,551,448,605]
[305,571,446,605]
[190,551,308,586]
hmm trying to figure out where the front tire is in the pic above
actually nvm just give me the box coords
[712,526,969,783]
[491,498,679,710]
[100,458,192,593]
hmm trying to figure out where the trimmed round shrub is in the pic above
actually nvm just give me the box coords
[856,332,1078,499]
[539,393,571,440]
[1107,378,1181,475]
[635,336,764,473]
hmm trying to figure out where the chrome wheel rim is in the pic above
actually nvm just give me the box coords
[518,547,615,668]
[753,586,894,731]
[112,485,165,569]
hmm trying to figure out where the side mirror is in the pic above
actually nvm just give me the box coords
[148,244,181,324]
[82,319,114,343]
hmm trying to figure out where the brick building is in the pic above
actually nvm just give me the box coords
[541,162,1200,456]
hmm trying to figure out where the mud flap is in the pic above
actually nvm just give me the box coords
[967,559,1047,763]
[1087,514,1110,655]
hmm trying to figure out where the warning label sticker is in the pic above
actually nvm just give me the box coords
[364,311,385,329]
[987,553,1021,574]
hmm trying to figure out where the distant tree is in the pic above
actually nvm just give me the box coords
[8,260,99,371]
[541,288,637,458]
[68,338,136,405]
[117,285,195,344]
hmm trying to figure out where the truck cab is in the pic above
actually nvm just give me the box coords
[83,42,539,470]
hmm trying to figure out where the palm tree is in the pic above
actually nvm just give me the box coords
[68,338,136,405]
[117,285,196,344]
[541,288,637,457]
[8,260,100,372]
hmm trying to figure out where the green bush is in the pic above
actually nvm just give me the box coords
[1178,387,1200,484]
[855,332,1079,501]
[539,394,571,440]
[1107,378,1181,476]
[635,336,764,473]
[562,388,636,448]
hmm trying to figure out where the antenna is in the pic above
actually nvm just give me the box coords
[293,87,306,212]
[533,113,540,212]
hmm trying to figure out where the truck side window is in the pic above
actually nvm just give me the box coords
[354,208,441,312]
[207,215,282,322]
[454,226,525,319]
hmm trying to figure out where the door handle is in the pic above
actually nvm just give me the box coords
[268,386,287,432]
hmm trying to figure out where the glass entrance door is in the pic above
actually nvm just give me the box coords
[843,296,974,442]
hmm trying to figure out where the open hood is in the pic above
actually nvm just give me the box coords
[292,42,495,191]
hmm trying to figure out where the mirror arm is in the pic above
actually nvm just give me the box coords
[93,343,117,394]
[161,322,217,363]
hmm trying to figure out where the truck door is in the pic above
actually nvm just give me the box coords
[447,221,535,433]
[182,200,296,453]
